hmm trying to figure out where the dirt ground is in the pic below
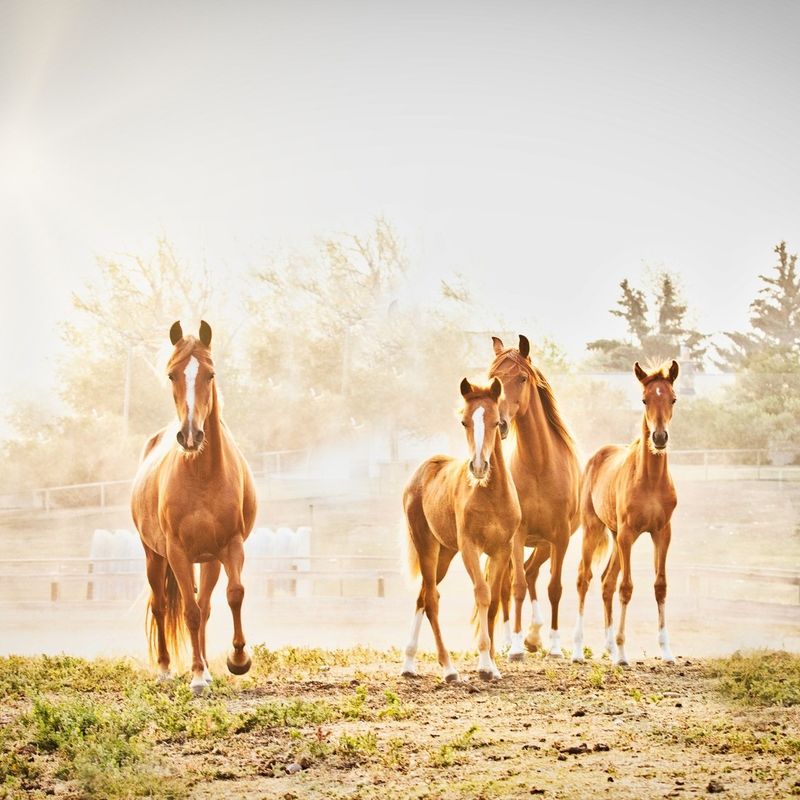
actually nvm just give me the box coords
[4,648,798,800]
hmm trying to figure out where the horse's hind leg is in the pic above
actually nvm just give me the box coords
[144,545,170,680]
[218,534,251,676]
[500,562,513,650]
[486,546,512,676]
[544,528,571,658]
[523,544,550,653]
[197,560,221,684]
[613,524,641,667]
[572,510,607,662]
[652,522,674,664]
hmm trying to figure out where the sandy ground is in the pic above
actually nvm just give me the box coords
[173,654,799,799]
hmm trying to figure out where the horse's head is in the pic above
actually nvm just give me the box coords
[488,334,533,431]
[166,320,216,453]
[459,377,503,482]
[634,360,679,453]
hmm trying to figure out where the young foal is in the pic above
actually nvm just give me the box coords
[131,321,257,693]
[402,378,521,681]
[572,360,679,666]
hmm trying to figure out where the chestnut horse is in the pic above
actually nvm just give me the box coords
[489,336,580,658]
[131,321,257,693]
[402,378,521,681]
[572,360,679,666]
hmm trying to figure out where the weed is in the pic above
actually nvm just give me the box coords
[341,685,370,719]
[587,664,606,688]
[708,651,800,707]
[334,731,377,760]
[430,724,479,767]
[378,690,413,720]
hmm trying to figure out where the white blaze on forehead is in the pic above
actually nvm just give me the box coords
[184,356,200,420]
[472,406,485,465]
[656,386,662,396]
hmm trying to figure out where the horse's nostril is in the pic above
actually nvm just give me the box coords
[195,430,204,445]
[176,431,185,446]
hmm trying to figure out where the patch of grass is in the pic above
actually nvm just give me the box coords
[587,663,606,688]
[23,694,186,798]
[333,730,378,761]
[378,690,413,720]
[341,685,369,719]
[430,724,479,767]
[236,698,338,732]
[708,650,800,707]
[248,645,400,679]
[663,721,800,758]
[0,654,143,701]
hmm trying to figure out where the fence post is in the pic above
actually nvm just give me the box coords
[50,579,59,602]
[377,575,385,598]
[86,562,94,601]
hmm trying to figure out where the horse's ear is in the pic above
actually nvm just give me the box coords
[169,321,183,345]
[634,362,648,383]
[492,336,504,355]
[668,360,679,383]
[518,334,530,359]
[489,377,502,401]
[199,320,212,347]
[460,378,473,397]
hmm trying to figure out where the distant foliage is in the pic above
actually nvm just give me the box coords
[716,242,800,373]
[587,271,707,371]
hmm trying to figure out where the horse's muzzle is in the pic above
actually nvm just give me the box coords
[652,430,668,450]
[469,460,489,480]
[177,428,204,451]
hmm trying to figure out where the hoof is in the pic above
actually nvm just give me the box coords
[401,670,419,679]
[190,680,207,697]
[508,651,525,663]
[615,659,629,668]
[571,652,585,663]
[157,670,172,684]
[227,652,252,675]
[547,649,564,659]
[478,669,496,682]
[662,656,676,665]
[443,671,460,683]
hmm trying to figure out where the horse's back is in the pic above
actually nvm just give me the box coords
[582,444,629,530]
[403,455,461,547]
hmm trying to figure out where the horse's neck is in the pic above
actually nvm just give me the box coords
[185,385,225,476]
[635,415,668,483]
[490,433,510,483]
[514,389,555,467]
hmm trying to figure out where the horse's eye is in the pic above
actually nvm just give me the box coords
[519,375,527,383]
[208,373,215,381]
[642,399,646,405]
[461,421,467,427]
[672,398,676,405]
[168,373,175,382]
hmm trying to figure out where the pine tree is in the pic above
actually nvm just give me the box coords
[587,271,706,370]
[716,241,800,372]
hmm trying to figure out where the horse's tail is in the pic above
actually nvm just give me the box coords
[147,564,187,664]
[579,453,611,568]
[404,521,420,580]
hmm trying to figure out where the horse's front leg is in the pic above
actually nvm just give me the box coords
[165,543,206,694]
[508,529,528,661]
[545,528,571,657]
[461,541,498,680]
[614,524,640,667]
[651,522,674,664]
[219,534,251,675]
[197,560,221,684]
[523,543,550,653]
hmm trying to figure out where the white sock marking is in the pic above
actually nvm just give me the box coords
[530,600,544,626]
[509,631,525,656]
[402,609,424,673]
[472,406,485,469]
[503,620,512,648]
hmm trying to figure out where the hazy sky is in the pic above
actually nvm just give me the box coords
[2,0,799,401]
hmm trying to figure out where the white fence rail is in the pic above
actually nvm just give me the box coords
[0,555,400,603]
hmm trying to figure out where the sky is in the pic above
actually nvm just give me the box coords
[2,0,799,403]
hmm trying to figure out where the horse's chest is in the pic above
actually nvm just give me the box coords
[623,492,676,534]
